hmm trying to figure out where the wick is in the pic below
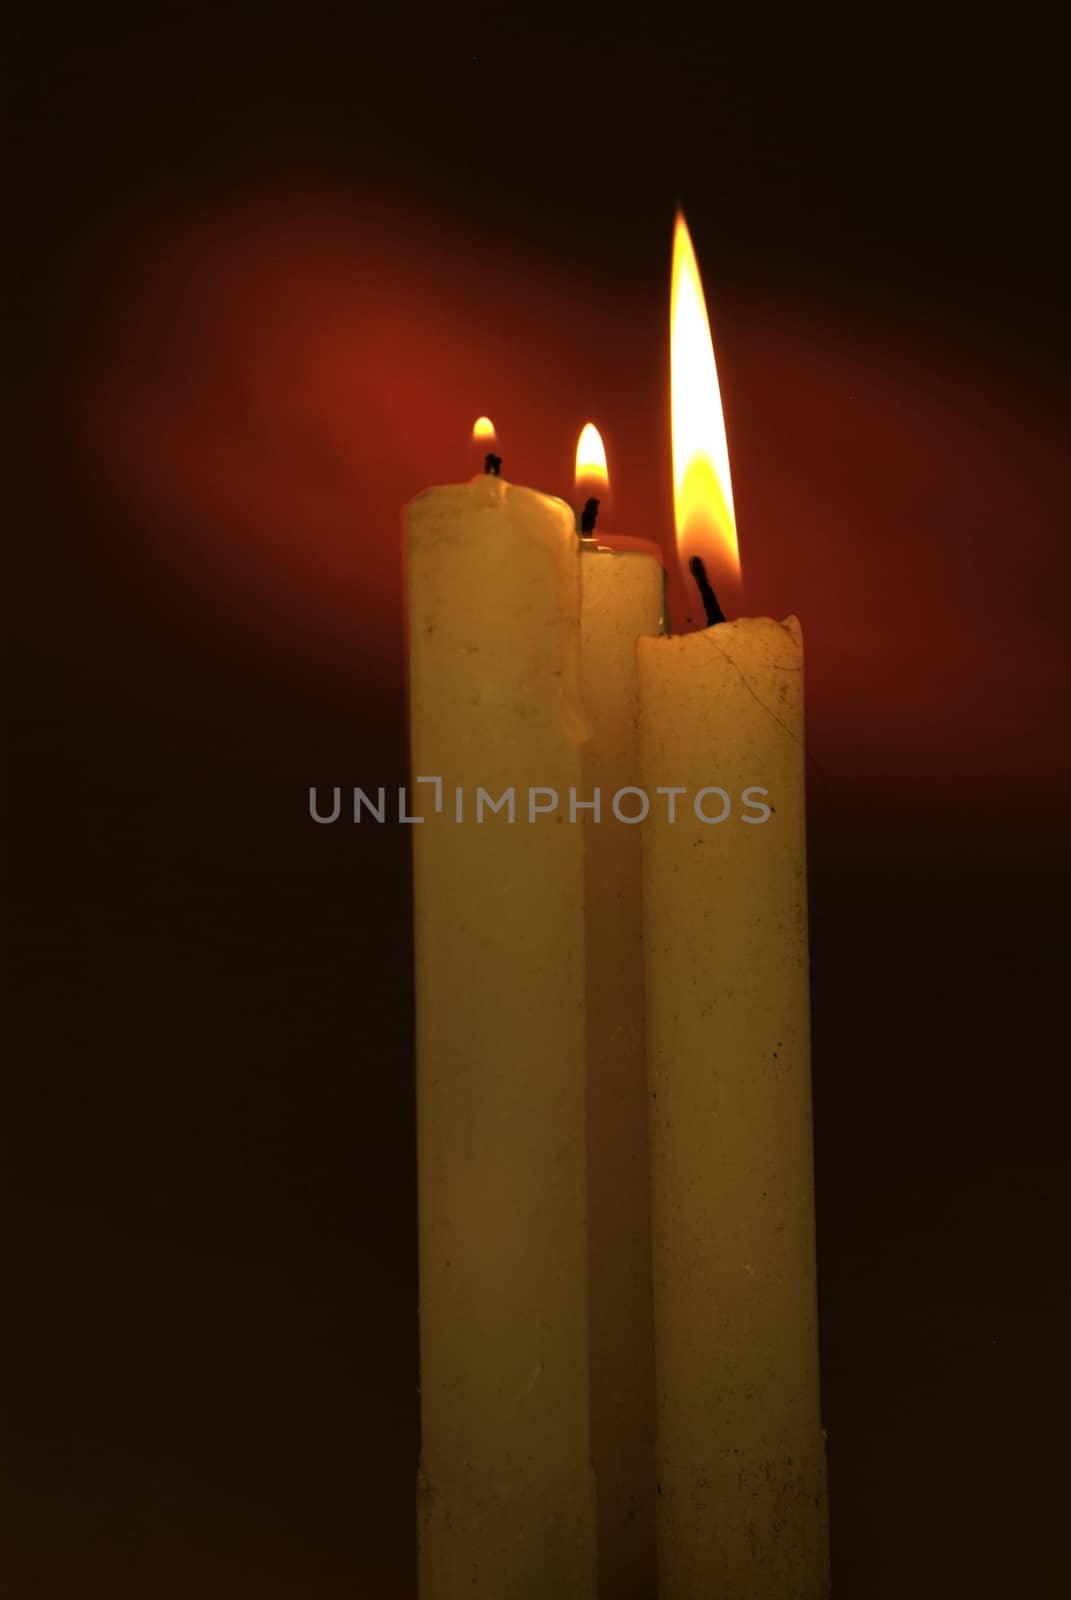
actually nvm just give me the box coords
[580,497,599,536]
[484,453,502,477]
[689,555,726,627]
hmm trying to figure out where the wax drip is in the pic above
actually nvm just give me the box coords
[484,453,502,476]
[580,497,600,536]
[689,555,726,627]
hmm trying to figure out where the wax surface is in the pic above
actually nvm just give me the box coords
[407,476,597,1598]
[638,616,830,1598]
[579,547,664,1599]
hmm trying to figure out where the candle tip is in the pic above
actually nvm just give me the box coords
[689,555,726,627]
[484,453,502,477]
[580,497,599,536]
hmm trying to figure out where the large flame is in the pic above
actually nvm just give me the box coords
[574,421,609,492]
[670,211,739,588]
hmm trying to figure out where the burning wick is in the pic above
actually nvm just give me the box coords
[689,555,726,627]
[580,497,600,536]
[484,453,502,477]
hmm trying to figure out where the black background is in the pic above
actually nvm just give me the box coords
[7,18,1071,1596]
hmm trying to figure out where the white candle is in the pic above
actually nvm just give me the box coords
[639,618,828,1597]
[638,212,829,1596]
[575,423,663,1598]
[406,457,597,1598]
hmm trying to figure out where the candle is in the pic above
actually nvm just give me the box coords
[639,214,829,1595]
[575,424,663,1598]
[406,440,597,1597]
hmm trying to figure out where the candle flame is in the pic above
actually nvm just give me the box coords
[574,421,609,492]
[471,415,496,442]
[670,210,739,587]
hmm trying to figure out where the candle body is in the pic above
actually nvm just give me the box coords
[579,547,663,1599]
[638,616,829,1598]
[407,477,597,1599]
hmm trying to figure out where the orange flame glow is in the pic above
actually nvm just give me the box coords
[471,415,496,442]
[574,421,609,492]
[670,211,739,588]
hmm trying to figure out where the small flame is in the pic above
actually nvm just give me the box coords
[670,211,739,587]
[471,415,496,442]
[574,421,609,492]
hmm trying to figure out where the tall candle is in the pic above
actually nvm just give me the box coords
[638,617,829,1597]
[638,210,829,1597]
[575,424,663,1599]
[406,460,597,1598]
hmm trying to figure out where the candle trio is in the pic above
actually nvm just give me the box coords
[405,214,828,1599]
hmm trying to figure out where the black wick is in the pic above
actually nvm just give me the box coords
[484,453,502,477]
[689,555,726,627]
[580,497,600,536]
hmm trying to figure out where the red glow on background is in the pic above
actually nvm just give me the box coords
[65,178,1069,824]
[68,184,600,691]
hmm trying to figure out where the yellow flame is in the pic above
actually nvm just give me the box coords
[471,415,496,442]
[670,210,739,580]
[574,421,609,491]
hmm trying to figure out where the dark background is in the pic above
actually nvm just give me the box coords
[7,18,1070,1596]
